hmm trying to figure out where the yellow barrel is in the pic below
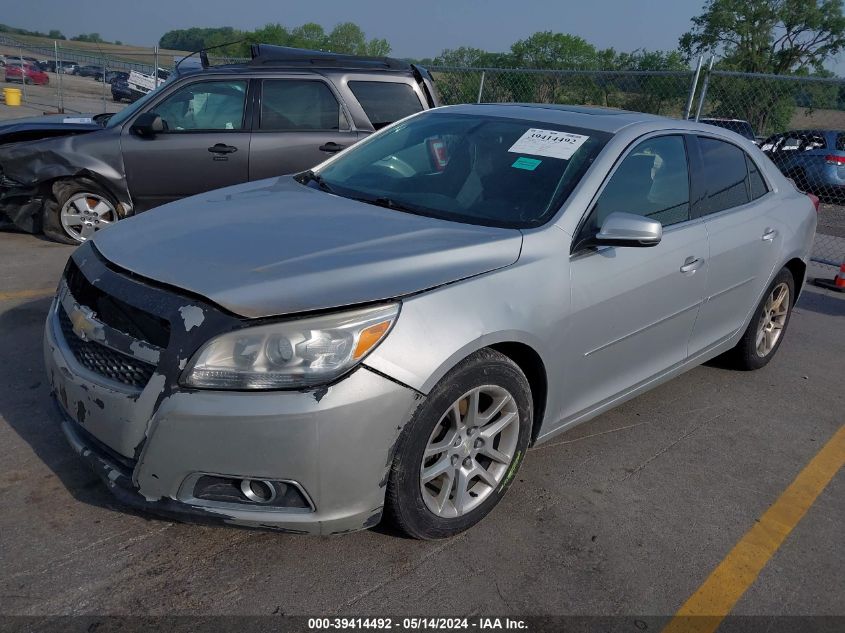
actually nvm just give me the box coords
[4,87,22,106]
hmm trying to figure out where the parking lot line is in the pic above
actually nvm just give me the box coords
[0,288,55,301]
[662,424,845,633]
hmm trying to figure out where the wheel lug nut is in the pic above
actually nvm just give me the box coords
[474,438,483,449]
[463,457,472,468]
[451,455,459,466]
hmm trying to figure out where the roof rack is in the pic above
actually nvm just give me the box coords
[248,44,411,71]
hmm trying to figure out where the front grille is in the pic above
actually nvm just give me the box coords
[58,308,156,388]
[65,258,171,349]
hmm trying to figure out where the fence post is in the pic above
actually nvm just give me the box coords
[154,46,159,89]
[54,40,63,113]
[683,56,704,120]
[19,44,27,103]
[694,55,716,121]
[102,58,107,113]
[477,71,486,103]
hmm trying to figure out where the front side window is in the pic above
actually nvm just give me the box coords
[697,137,750,215]
[309,111,612,228]
[260,80,348,131]
[150,80,247,132]
[348,81,424,130]
[583,135,690,236]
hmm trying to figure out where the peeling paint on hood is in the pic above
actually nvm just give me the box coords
[93,176,524,318]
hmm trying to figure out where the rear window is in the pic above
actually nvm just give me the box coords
[348,81,424,130]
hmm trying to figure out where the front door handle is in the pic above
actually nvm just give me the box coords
[319,142,346,153]
[762,228,779,242]
[208,143,238,154]
[680,256,703,274]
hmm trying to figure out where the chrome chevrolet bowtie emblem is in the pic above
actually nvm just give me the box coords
[69,304,99,342]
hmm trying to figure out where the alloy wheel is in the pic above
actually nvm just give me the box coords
[60,193,116,242]
[756,282,789,357]
[420,385,520,518]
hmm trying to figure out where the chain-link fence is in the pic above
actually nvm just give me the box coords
[1,35,843,271]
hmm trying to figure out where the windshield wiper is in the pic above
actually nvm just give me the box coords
[355,196,422,214]
[298,170,335,193]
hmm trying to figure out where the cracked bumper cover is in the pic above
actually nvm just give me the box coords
[44,303,422,535]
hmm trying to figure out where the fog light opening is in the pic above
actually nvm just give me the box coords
[240,479,276,504]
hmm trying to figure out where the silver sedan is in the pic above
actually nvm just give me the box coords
[44,104,817,538]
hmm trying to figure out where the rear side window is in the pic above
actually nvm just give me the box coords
[697,137,750,214]
[348,81,423,130]
[746,155,769,200]
[260,80,349,131]
[836,134,845,151]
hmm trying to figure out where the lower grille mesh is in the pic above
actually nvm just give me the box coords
[58,308,156,388]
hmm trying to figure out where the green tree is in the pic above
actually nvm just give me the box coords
[680,0,845,74]
[510,32,599,69]
[48,29,66,40]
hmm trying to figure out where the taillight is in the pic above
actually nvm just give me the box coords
[807,192,820,212]
[824,154,845,165]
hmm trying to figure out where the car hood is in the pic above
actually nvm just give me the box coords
[93,176,523,318]
[0,113,102,145]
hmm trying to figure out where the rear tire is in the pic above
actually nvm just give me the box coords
[724,268,795,370]
[385,349,532,539]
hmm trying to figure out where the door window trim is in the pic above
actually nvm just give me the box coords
[571,131,695,255]
[253,77,354,133]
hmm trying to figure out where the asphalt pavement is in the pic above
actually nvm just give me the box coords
[0,231,842,623]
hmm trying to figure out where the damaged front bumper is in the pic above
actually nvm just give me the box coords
[0,182,43,233]
[43,243,423,535]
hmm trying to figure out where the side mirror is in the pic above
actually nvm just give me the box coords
[130,112,166,137]
[595,212,662,248]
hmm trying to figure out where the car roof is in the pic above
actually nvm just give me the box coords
[434,103,689,134]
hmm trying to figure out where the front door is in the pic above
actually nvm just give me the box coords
[562,134,709,420]
[121,79,251,211]
[249,78,360,180]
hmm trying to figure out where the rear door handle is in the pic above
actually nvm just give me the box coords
[208,143,238,154]
[319,142,346,153]
[680,256,703,274]
[762,228,778,241]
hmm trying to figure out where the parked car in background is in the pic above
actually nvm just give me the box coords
[43,59,78,73]
[698,117,757,143]
[110,77,139,103]
[0,45,441,243]
[760,129,845,199]
[4,63,49,85]
[106,70,129,84]
[76,64,105,78]
[43,104,816,538]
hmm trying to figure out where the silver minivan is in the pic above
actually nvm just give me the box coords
[44,104,816,538]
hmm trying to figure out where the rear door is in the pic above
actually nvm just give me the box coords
[248,77,359,180]
[121,78,251,210]
[687,135,781,355]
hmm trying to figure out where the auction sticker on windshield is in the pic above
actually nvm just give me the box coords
[508,128,589,160]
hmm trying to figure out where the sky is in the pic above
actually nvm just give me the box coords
[7,0,845,74]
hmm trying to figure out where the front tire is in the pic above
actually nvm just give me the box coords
[725,268,795,370]
[42,179,119,244]
[386,349,532,539]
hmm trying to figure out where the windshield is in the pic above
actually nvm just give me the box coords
[310,111,612,228]
[105,75,176,129]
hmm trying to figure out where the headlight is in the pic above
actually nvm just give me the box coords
[181,303,399,390]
